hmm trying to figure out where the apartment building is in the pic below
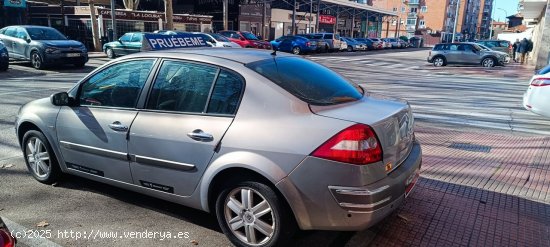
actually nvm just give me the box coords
[372,0,493,40]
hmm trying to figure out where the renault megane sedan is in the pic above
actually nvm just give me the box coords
[15,48,422,247]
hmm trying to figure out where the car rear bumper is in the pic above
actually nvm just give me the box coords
[278,141,422,231]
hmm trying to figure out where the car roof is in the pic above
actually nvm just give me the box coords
[125,48,294,64]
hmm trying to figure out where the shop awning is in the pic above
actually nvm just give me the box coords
[321,0,397,16]
[520,0,547,19]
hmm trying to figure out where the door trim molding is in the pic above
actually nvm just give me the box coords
[60,141,128,161]
[133,155,196,171]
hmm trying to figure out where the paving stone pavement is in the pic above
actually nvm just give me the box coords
[368,124,550,247]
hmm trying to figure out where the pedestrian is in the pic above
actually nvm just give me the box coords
[512,39,520,62]
[519,38,529,64]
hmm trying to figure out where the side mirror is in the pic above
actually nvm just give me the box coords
[26,38,31,43]
[50,92,70,106]
[118,39,123,43]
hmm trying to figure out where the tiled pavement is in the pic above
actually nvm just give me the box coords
[369,125,550,247]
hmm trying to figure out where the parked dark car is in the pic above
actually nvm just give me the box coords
[296,33,327,53]
[342,37,366,51]
[354,38,375,50]
[475,40,512,55]
[270,36,316,54]
[0,25,88,69]
[0,41,8,71]
[103,32,147,58]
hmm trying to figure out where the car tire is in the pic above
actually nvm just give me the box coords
[433,56,446,67]
[292,46,301,55]
[106,48,116,59]
[31,51,45,70]
[347,46,353,52]
[481,57,496,68]
[0,62,7,72]
[215,180,296,247]
[22,130,62,184]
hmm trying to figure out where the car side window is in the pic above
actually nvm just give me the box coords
[463,44,474,52]
[130,33,142,42]
[15,28,27,40]
[207,70,244,115]
[4,27,17,37]
[119,34,132,42]
[147,60,217,113]
[79,59,154,108]
[450,44,459,51]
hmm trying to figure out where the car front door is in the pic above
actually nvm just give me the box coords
[115,33,132,55]
[461,44,481,64]
[279,38,293,52]
[128,60,243,196]
[445,44,460,63]
[56,59,156,183]
[128,33,143,54]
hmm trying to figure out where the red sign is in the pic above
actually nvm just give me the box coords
[319,15,336,25]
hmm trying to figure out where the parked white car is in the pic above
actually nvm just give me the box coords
[523,65,550,118]
[339,37,348,51]
[197,32,242,48]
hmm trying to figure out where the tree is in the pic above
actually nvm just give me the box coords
[89,0,101,52]
[122,0,140,10]
[165,0,173,30]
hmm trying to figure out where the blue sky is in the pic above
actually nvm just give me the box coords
[493,0,520,22]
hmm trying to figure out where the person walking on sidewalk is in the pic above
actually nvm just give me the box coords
[519,38,529,64]
[526,38,534,61]
[512,39,520,62]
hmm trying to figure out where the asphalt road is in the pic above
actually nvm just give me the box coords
[0,49,547,247]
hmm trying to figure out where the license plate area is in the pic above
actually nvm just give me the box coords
[405,169,420,198]
[66,53,81,57]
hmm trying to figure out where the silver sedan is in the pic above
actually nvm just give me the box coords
[15,48,422,247]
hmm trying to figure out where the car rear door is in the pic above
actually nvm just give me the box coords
[127,59,243,196]
[12,27,29,59]
[56,59,156,183]
[0,27,15,55]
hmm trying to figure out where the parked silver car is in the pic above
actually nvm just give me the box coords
[15,48,421,247]
[0,25,88,69]
[427,42,508,67]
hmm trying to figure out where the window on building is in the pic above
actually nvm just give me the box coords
[407,19,417,25]
[410,7,418,13]
[401,6,406,12]
[393,7,398,12]
[421,6,428,12]
[419,20,425,26]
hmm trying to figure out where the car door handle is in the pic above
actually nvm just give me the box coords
[108,121,128,132]
[187,129,214,142]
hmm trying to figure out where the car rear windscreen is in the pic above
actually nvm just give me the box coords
[245,57,363,105]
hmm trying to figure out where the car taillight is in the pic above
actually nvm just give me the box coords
[0,229,15,247]
[306,42,310,47]
[530,78,550,87]
[312,124,382,165]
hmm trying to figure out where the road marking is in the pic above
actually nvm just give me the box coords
[1,217,63,247]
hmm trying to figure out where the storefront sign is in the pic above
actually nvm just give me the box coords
[143,33,209,51]
[98,9,212,24]
[288,14,313,22]
[319,15,336,25]
[4,0,26,8]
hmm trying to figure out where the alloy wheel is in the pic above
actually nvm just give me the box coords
[482,58,494,67]
[106,48,114,58]
[25,137,51,178]
[434,58,444,67]
[31,53,42,69]
[224,187,275,246]
[292,47,300,55]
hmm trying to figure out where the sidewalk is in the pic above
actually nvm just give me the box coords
[368,124,550,247]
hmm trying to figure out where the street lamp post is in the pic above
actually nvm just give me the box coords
[497,8,508,22]
[489,0,496,39]
[452,0,460,42]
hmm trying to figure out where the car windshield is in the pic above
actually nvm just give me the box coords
[26,27,67,40]
[210,33,230,42]
[242,32,258,40]
[246,57,363,105]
